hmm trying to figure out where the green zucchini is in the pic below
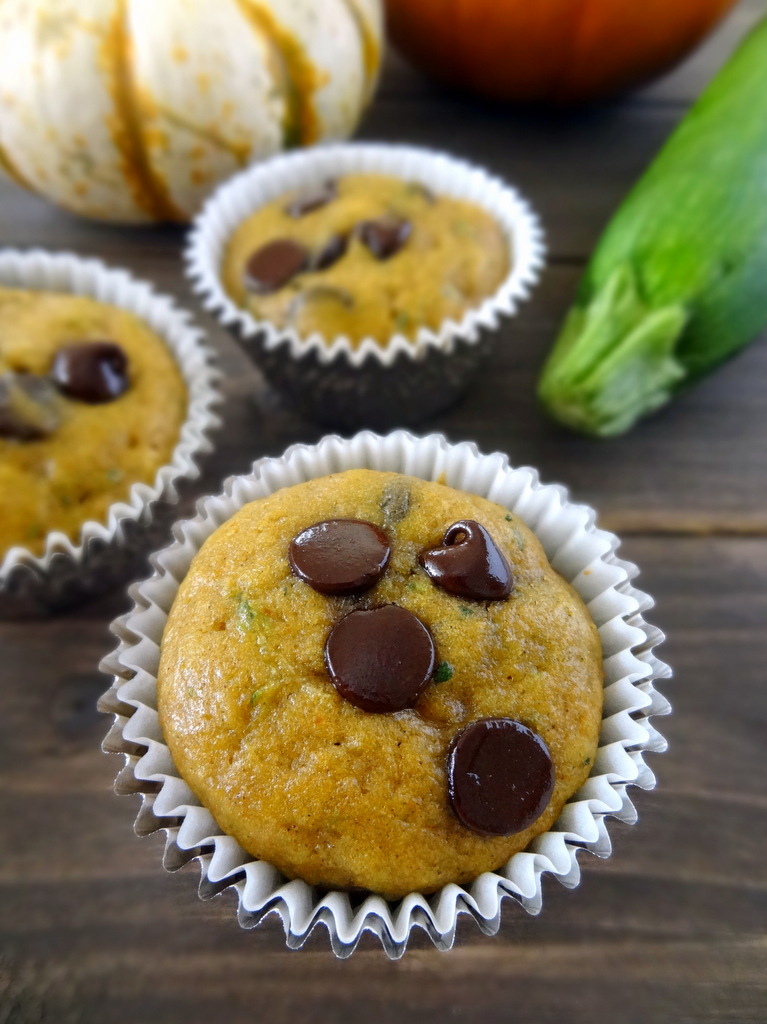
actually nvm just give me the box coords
[538,15,767,436]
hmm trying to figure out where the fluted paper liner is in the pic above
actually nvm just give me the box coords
[185,144,545,428]
[0,250,221,616]
[100,431,670,957]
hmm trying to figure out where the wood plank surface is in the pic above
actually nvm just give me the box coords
[2,1,767,1022]
[1,541,766,1024]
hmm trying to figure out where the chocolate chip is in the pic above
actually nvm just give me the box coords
[289,519,391,596]
[447,719,555,836]
[312,233,349,271]
[420,520,513,601]
[285,180,337,218]
[357,218,412,260]
[324,605,436,713]
[0,371,62,440]
[51,341,129,404]
[244,239,308,294]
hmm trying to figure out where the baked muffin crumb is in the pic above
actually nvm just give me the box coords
[158,470,603,897]
[222,174,510,347]
[0,287,187,557]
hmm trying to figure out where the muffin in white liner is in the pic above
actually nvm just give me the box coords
[0,250,221,617]
[185,144,544,429]
[99,430,670,958]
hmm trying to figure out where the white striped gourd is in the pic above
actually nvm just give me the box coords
[0,0,383,223]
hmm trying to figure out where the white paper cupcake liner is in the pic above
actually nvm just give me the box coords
[185,144,545,429]
[99,430,670,958]
[0,249,221,617]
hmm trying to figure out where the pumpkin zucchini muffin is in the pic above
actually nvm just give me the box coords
[0,287,187,557]
[158,469,603,898]
[221,174,510,347]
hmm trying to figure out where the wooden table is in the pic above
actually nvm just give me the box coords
[2,5,766,1021]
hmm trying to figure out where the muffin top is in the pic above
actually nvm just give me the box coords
[222,174,510,348]
[158,470,603,897]
[0,288,187,557]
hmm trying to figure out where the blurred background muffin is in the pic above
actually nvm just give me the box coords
[0,251,219,617]
[0,287,186,557]
[222,173,510,347]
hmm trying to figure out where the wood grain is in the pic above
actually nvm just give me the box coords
[2,24,766,531]
[2,3,767,1021]
[1,542,765,1023]
[0,247,763,532]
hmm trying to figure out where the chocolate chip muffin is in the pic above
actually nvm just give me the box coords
[0,287,187,557]
[221,174,510,347]
[157,469,603,898]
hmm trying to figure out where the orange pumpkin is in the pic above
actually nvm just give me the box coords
[385,0,739,104]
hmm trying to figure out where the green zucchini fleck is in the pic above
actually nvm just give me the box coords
[433,661,454,684]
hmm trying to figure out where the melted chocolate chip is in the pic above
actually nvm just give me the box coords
[289,519,391,596]
[447,719,555,836]
[312,232,349,271]
[420,520,513,601]
[357,217,412,260]
[51,342,129,404]
[0,371,61,439]
[325,605,436,713]
[244,239,308,294]
[285,180,337,218]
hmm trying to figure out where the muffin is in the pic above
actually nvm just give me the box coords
[187,144,544,429]
[0,250,220,618]
[157,469,603,897]
[101,431,668,956]
[222,174,510,347]
[0,287,187,557]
